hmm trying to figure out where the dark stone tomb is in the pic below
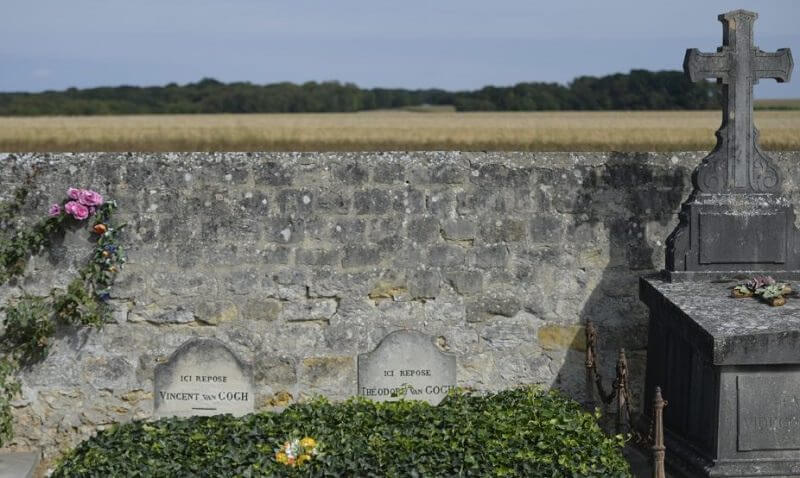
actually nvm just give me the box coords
[642,10,799,477]
[642,279,800,476]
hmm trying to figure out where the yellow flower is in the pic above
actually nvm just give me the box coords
[275,452,289,464]
[297,454,311,465]
[300,437,317,449]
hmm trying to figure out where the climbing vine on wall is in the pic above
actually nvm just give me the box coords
[0,185,125,446]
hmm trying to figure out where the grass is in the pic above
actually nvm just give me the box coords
[0,110,798,152]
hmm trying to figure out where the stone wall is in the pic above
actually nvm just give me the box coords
[2,151,800,459]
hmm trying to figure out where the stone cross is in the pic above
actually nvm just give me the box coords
[684,10,792,193]
[665,10,797,279]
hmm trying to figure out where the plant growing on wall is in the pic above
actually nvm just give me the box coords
[0,186,125,446]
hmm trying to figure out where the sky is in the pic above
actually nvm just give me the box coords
[1,0,799,98]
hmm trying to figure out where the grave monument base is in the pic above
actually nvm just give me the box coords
[665,194,800,283]
[0,451,39,478]
[641,277,800,477]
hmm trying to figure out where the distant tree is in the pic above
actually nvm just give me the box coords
[0,71,721,116]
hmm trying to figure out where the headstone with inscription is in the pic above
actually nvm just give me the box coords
[154,338,255,418]
[641,10,800,477]
[358,330,456,405]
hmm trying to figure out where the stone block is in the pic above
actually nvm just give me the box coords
[241,298,282,322]
[83,356,136,390]
[282,299,338,322]
[315,190,350,214]
[391,188,425,214]
[470,163,531,189]
[238,191,270,213]
[407,216,440,244]
[220,268,263,296]
[264,217,305,244]
[446,270,483,295]
[479,312,541,350]
[333,162,368,184]
[368,281,409,301]
[300,356,356,394]
[426,191,454,216]
[329,218,367,243]
[529,215,566,244]
[442,219,477,242]
[354,189,391,215]
[472,244,509,269]
[342,244,381,268]
[429,162,468,184]
[537,324,586,351]
[146,307,195,325]
[427,244,466,268]
[367,217,402,242]
[479,218,527,243]
[376,235,403,255]
[480,294,521,318]
[465,293,520,322]
[277,189,314,215]
[254,161,293,186]
[263,246,291,264]
[296,248,340,266]
[410,161,467,184]
[253,354,296,387]
[407,268,441,299]
[195,302,239,325]
[373,162,404,184]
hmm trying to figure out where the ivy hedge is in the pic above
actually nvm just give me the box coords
[53,387,630,477]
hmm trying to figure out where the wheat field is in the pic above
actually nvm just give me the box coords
[1,110,799,152]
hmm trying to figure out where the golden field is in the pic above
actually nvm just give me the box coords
[0,110,799,152]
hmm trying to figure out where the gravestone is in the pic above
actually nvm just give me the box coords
[642,10,800,477]
[154,338,255,418]
[0,451,39,478]
[358,330,456,405]
[665,9,797,281]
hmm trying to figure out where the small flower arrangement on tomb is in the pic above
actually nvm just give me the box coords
[274,436,319,467]
[731,275,793,306]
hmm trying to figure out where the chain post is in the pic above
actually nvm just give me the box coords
[652,386,667,478]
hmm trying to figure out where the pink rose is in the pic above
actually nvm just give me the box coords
[78,189,104,207]
[67,188,81,200]
[64,201,89,220]
[48,204,62,216]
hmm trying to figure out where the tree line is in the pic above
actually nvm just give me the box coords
[0,69,720,115]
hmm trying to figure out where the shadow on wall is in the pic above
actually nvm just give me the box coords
[550,153,688,425]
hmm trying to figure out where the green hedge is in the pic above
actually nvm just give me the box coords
[53,387,630,477]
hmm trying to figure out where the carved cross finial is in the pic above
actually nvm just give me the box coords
[684,10,793,193]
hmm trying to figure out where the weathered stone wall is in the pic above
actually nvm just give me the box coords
[2,151,800,460]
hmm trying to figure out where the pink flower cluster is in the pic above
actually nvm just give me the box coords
[50,188,104,220]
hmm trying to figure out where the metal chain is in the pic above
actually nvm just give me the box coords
[585,320,618,405]
[585,320,637,435]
